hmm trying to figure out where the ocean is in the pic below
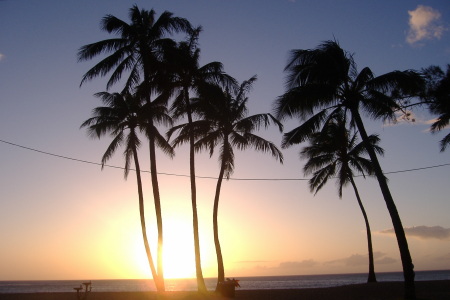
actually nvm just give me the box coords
[1,270,449,294]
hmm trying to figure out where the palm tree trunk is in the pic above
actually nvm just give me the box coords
[213,162,226,289]
[132,146,160,287]
[351,109,415,299]
[149,136,165,292]
[350,177,377,283]
[185,89,207,292]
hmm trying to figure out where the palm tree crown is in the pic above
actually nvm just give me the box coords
[81,91,142,175]
[78,5,192,92]
[275,40,423,147]
[301,116,384,198]
[195,76,284,178]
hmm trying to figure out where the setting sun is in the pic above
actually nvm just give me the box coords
[131,216,213,279]
[162,218,196,279]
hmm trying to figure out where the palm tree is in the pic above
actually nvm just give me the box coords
[177,76,283,289]
[80,91,160,288]
[78,6,192,291]
[166,27,237,292]
[274,40,423,299]
[301,115,383,283]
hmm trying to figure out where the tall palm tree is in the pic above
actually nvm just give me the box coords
[179,77,283,288]
[80,91,160,288]
[301,115,383,283]
[274,40,423,299]
[78,6,192,291]
[166,27,237,292]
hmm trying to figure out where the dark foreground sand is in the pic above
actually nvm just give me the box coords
[1,281,449,300]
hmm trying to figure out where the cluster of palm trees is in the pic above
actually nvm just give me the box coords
[79,5,283,293]
[274,41,448,300]
[78,5,448,300]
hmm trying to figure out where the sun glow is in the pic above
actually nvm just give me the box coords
[109,202,216,280]
[129,217,206,279]
[162,218,197,279]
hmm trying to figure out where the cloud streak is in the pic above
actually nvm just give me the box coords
[325,252,396,266]
[380,226,450,240]
[406,5,446,45]
[278,260,319,269]
[250,259,319,274]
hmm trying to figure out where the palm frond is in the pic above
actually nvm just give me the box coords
[439,133,450,152]
[195,130,222,157]
[430,114,450,132]
[354,67,374,91]
[240,133,283,163]
[361,90,398,121]
[308,164,335,195]
[235,113,283,133]
[152,129,175,158]
[123,130,141,179]
[79,44,132,87]
[229,131,248,150]
[235,75,257,101]
[101,132,124,167]
[281,109,331,148]
[101,14,130,35]
[274,84,337,120]
[77,38,128,62]
[367,70,424,96]
[219,140,235,179]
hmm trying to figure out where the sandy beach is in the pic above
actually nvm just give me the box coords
[1,280,449,300]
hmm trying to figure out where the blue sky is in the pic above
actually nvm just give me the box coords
[0,0,449,280]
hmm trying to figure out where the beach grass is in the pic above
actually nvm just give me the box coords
[1,280,449,300]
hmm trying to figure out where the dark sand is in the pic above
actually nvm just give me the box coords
[1,281,449,300]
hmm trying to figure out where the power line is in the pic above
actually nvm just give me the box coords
[1,138,449,181]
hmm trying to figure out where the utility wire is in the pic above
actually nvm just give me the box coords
[1,138,449,181]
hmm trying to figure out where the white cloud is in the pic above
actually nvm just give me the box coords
[384,111,439,129]
[0,53,4,61]
[407,5,446,45]
[383,110,420,127]
[380,226,450,240]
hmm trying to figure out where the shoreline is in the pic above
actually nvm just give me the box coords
[1,280,449,300]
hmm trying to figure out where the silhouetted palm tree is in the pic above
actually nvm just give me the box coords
[301,115,383,283]
[78,6,192,291]
[80,91,160,288]
[422,65,450,152]
[184,76,283,288]
[274,40,423,299]
[166,27,237,292]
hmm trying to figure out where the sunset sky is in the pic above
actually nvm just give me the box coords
[1,0,449,281]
